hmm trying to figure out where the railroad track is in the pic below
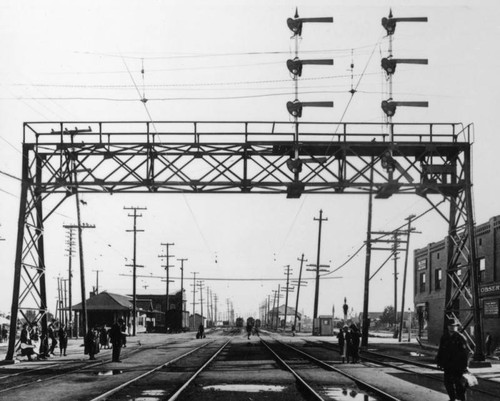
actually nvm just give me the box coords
[0,342,149,394]
[261,337,397,401]
[311,339,500,400]
[91,337,231,401]
[0,335,217,397]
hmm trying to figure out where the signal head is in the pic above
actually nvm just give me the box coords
[286,58,303,76]
[287,18,303,36]
[381,17,396,35]
[381,58,397,75]
[287,100,303,118]
[381,100,397,117]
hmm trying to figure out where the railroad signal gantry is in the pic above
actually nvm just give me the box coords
[5,120,483,363]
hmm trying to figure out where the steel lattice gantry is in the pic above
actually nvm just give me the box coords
[6,121,483,361]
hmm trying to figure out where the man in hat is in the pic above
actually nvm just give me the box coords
[436,319,469,401]
[109,318,125,362]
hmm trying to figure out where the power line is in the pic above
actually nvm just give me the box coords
[9,72,377,90]
[74,43,381,60]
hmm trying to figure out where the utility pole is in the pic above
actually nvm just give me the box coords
[61,278,68,326]
[177,257,188,329]
[124,206,146,337]
[63,222,95,338]
[56,276,62,323]
[293,254,307,330]
[271,289,279,329]
[198,280,205,325]
[206,286,211,326]
[276,284,281,330]
[214,293,218,325]
[283,265,294,331]
[267,295,271,327]
[92,269,103,294]
[312,210,328,319]
[362,159,374,347]
[63,225,75,337]
[210,289,214,327]
[399,215,416,342]
[191,272,199,329]
[392,232,400,325]
[159,242,175,330]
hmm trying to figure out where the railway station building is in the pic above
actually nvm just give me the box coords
[414,215,500,346]
[72,291,164,335]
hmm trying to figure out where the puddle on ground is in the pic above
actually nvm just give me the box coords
[141,390,166,396]
[128,389,166,401]
[96,370,123,376]
[323,387,377,400]
[128,399,160,401]
[409,352,425,357]
[203,384,286,392]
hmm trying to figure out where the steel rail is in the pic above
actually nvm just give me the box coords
[90,340,218,401]
[260,339,325,401]
[272,339,401,401]
[167,338,231,401]
[0,347,148,394]
[0,360,76,381]
[359,350,500,399]
[0,338,184,394]
[314,340,499,399]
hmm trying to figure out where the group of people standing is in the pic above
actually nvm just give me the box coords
[337,323,361,363]
[19,318,127,363]
[84,318,127,361]
[19,320,68,361]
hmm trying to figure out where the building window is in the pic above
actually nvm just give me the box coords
[479,237,483,246]
[420,272,426,292]
[479,258,486,283]
[437,253,440,260]
[435,269,442,290]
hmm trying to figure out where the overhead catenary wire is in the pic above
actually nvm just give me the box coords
[10,72,376,89]
[320,200,447,278]
[74,43,381,60]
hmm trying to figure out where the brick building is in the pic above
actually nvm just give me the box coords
[414,215,500,345]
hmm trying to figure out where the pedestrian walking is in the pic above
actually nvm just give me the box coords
[48,320,58,355]
[246,321,253,340]
[39,327,50,359]
[485,332,493,356]
[99,325,110,349]
[338,325,352,363]
[349,324,360,363]
[121,320,127,347]
[197,324,205,339]
[58,323,68,356]
[109,318,124,362]
[84,326,100,360]
[436,320,469,401]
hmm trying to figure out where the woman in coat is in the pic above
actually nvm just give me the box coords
[58,323,68,356]
[338,325,352,363]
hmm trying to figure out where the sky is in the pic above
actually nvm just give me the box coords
[0,0,499,323]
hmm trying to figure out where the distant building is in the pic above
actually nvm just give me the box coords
[269,305,302,329]
[72,291,163,335]
[189,313,204,330]
[135,291,188,332]
[414,215,500,345]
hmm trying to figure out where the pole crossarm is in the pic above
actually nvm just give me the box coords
[6,120,480,360]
